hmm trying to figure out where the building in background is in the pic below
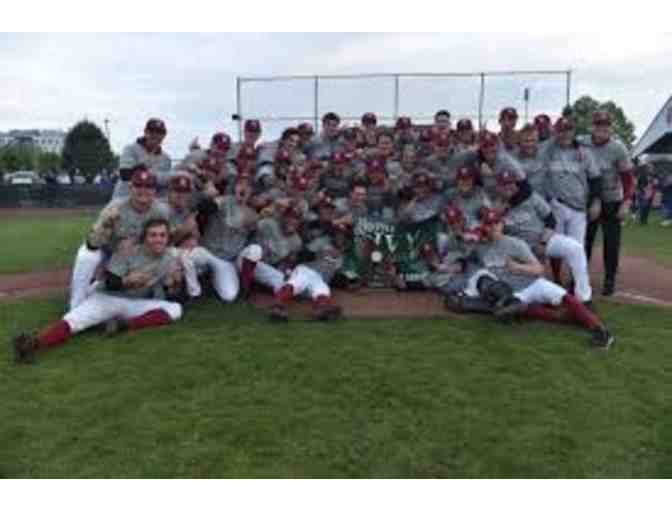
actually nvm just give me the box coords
[0,129,66,154]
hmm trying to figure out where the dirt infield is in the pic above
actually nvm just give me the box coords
[0,207,99,218]
[1,249,670,315]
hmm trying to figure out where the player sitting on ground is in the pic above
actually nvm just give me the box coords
[13,218,185,364]
[69,166,169,311]
[443,209,615,349]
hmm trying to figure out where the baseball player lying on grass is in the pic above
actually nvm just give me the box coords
[442,208,615,350]
[13,219,186,364]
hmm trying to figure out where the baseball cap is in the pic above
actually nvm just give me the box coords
[297,122,314,136]
[169,174,193,193]
[244,119,262,133]
[592,110,612,126]
[145,118,167,134]
[361,112,377,126]
[395,117,412,130]
[331,151,348,165]
[443,204,465,225]
[534,114,551,127]
[455,166,476,182]
[211,132,231,152]
[366,158,386,175]
[130,166,157,187]
[497,170,519,186]
[457,118,474,131]
[499,107,518,120]
[480,207,502,226]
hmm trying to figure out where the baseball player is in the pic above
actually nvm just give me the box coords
[13,218,185,364]
[544,117,602,244]
[256,127,304,186]
[178,132,234,183]
[112,118,172,200]
[319,151,357,202]
[514,123,550,197]
[433,110,452,134]
[360,112,378,148]
[455,119,477,154]
[297,122,316,155]
[444,166,492,229]
[498,107,520,154]
[534,114,553,147]
[363,158,397,221]
[496,170,594,303]
[394,116,418,149]
[195,177,261,301]
[424,130,461,189]
[69,166,169,311]
[447,209,615,349]
[309,112,343,161]
[579,110,634,296]
[230,119,263,158]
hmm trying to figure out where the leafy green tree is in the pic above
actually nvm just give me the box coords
[563,95,636,149]
[0,143,40,172]
[62,120,115,182]
[37,151,63,173]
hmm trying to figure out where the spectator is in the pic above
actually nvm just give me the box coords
[636,164,655,226]
[661,172,672,227]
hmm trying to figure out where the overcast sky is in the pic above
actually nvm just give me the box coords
[1,33,671,158]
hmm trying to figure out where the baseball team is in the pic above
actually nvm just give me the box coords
[12,106,634,363]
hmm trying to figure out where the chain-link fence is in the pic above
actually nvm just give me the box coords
[234,70,572,141]
[0,184,112,208]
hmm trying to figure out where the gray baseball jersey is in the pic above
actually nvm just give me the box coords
[544,142,601,211]
[87,199,169,254]
[577,135,630,203]
[476,235,539,291]
[112,139,172,200]
[201,195,258,260]
[515,151,548,198]
[255,217,303,266]
[501,192,552,246]
[105,246,178,300]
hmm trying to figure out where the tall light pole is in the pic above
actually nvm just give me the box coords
[103,118,110,140]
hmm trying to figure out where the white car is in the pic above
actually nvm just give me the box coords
[8,171,38,185]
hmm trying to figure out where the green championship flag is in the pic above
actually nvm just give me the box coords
[340,215,441,288]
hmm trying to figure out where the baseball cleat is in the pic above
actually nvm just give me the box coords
[443,292,465,313]
[493,298,527,322]
[312,301,343,321]
[12,332,38,364]
[104,318,129,337]
[602,279,615,297]
[589,327,615,350]
[269,303,289,322]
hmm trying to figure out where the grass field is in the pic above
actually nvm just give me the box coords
[0,212,95,274]
[1,295,671,478]
[0,209,670,275]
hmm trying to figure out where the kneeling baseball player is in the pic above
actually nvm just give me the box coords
[13,219,186,364]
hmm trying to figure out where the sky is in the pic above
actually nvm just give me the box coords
[1,32,671,159]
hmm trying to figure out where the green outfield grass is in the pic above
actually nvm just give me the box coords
[0,209,670,276]
[0,213,94,274]
[1,296,670,478]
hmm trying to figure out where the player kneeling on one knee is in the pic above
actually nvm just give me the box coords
[455,209,614,349]
[12,219,185,364]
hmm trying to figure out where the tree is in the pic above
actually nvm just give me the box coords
[563,95,637,150]
[62,120,115,182]
[37,151,63,173]
[0,143,40,172]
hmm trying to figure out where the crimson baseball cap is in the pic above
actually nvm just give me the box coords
[130,166,157,187]
[169,174,193,193]
[331,151,348,165]
[361,112,377,126]
[497,170,519,186]
[145,118,167,134]
[366,158,386,175]
[443,204,465,225]
[297,122,314,136]
[395,117,412,130]
[211,132,231,151]
[456,166,476,182]
[481,208,502,226]
[244,119,262,133]
[457,118,474,131]
[534,114,551,127]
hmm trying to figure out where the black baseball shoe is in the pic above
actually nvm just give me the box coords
[312,300,342,321]
[104,318,129,337]
[269,303,289,322]
[589,327,615,350]
[602,278,615,297]
[443,292,465,313]
[12,332,38,364]
[493,298,527,322]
